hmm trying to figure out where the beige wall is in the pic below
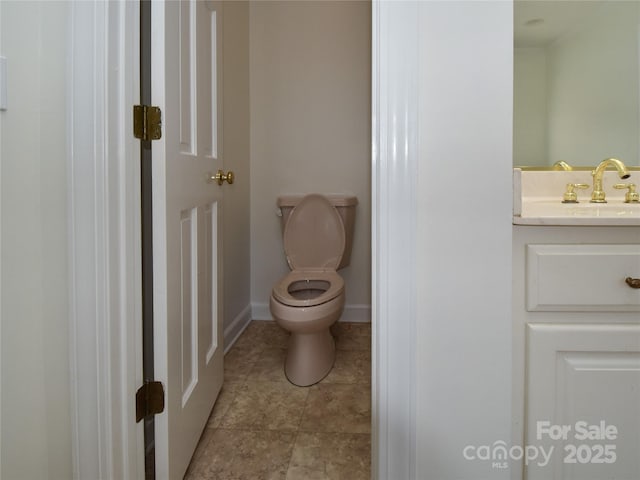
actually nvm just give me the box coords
[0,2,72,478]
[249,1,371,319]
[222,1,252,334]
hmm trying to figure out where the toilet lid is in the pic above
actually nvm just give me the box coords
[283,194,345,270]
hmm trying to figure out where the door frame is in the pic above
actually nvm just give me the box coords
[371,1,418,479]
[68,0,417,478]
[67,1,144,478]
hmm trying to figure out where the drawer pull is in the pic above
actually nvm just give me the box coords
[625,277,640,289]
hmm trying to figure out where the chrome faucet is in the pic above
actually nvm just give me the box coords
[591,158,630,203]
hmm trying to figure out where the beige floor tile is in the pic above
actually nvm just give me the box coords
[246,347,290,383]
[300,384,371,434]
[220,380,309,431]
[185,428,296,480]
[224,343,263,382]
[234,320,290,350]
[206,381,244,428]
[332,322,371,336]
[223,321,281,382]
[188,427,217,466]
[286,432,371,480]
[333,322,371,351]
[189,319,371,478]
[323,349,371,385]
[230,321,265,348]
[256,321,291,348]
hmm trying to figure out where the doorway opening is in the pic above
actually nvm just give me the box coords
[140,1,156,477]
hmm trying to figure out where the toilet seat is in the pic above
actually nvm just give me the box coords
[272,270,344,308]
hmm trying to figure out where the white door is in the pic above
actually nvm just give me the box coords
[151,1,226,478]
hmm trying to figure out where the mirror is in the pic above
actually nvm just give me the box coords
[514,0,640,167]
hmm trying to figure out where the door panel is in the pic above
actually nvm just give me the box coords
[203,202,219,365]
[179,207,198,405]
[152,1,224,478]
[526,323,640,480]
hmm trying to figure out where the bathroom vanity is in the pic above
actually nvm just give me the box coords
[512,169,640,479]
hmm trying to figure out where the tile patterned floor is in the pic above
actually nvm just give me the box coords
[185,320,371,480]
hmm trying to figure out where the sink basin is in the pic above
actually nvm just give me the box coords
[523,200,640,217]
[517,199,640,225]
[514,168,640,226]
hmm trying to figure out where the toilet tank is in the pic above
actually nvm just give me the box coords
[277,194,358,270]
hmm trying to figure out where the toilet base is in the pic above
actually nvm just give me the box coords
[270,292,345,387]
[285,329,336,386]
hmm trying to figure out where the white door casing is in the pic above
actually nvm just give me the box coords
[371,1,418,479]
[67,0,419,478]
[151,1,225,478]
[68,1,144,478]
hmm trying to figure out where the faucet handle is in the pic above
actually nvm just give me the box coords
[562,183,590,203]
[613,183,639,203]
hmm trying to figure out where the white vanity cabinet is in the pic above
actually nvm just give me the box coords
[512,226,640,480]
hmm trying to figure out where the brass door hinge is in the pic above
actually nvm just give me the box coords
[136,381,165,422]
[133,105,162,141]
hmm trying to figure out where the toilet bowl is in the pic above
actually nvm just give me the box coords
[269,193,357,386]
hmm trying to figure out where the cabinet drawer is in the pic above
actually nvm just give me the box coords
[526,244,640,312]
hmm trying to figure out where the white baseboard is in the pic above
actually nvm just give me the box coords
[342,304,372,323]
[223,304,252,354]
[251,302,371,323]
[251,303,272,321]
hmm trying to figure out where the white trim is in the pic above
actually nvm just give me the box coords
[341,304,371,323]
[371,1,418,479]
[223,304,253,354]
[251,302,371,323]
[249,303,269,321]
[250,303,271,321]
[62,1,413,479]
[0,3,3,474]
[68,1,143,479]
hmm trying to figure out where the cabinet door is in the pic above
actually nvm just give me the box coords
[525,323,640,480]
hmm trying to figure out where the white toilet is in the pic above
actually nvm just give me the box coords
[270,193,358,386]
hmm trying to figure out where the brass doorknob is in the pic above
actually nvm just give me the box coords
[208,170,234,186]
